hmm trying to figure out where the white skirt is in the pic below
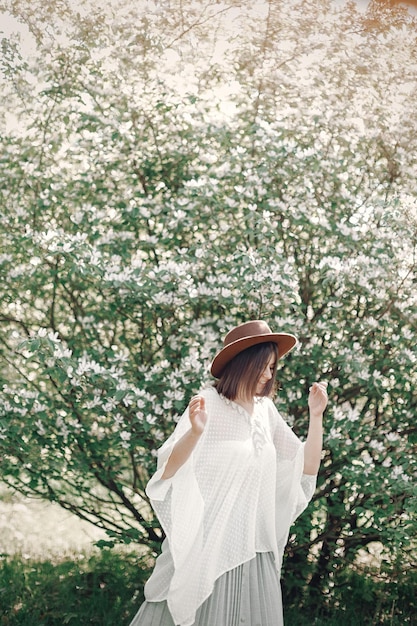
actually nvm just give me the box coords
[129,552,283,626]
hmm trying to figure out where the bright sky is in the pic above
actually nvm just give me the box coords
[1,0,417,65]
[2,0,416,56]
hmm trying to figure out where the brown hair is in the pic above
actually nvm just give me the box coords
[214,342,279,402]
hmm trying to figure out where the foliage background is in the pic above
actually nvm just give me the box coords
[0,0,416,618]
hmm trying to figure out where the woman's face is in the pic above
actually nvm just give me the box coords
[255,353,276,396]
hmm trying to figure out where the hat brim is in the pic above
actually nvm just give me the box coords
[210,333,297,379]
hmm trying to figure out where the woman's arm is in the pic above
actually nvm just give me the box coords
[303,382,328,475]
[161,395,208,479]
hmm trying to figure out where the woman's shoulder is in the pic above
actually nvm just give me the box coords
[260,396,279,415]
[199,384,221,404]
[261,397,285,427]
[198,385,239,416]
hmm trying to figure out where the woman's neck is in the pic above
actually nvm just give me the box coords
[234,394,254,416]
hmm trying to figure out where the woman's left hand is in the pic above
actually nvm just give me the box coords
[308,381,328,418]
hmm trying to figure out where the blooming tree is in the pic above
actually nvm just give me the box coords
[0,0,416,605]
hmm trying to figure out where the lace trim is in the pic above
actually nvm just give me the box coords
[218,393,270,455]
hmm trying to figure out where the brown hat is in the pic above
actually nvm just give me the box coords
[210,320,297,379]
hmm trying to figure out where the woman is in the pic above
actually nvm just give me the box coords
[130,320,328,626]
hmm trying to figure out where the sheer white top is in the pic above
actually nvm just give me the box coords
[144,386,317,626]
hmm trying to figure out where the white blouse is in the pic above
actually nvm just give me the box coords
[144,386,317,626]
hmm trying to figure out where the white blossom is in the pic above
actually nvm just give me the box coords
[35,419,46,436]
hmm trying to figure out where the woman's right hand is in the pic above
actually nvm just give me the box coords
[161,396,207,480]
[189,395,208,436]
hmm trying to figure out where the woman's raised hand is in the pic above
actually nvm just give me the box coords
[189,395,208,435]
[161,395,207,479]
[308,381,328,418]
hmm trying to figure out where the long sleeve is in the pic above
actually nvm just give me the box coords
[271,407,317,567]
[146,408,205,568]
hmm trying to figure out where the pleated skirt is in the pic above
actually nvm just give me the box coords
[129,551,283,626]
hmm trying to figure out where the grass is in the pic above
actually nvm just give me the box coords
[0,549,148,626]
[0,550,416,626]
[285,606,416,626]
[284,566,417,626]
